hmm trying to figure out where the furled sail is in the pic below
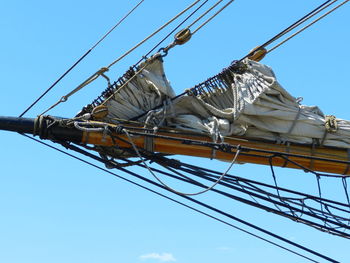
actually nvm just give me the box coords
[84,54,350,149]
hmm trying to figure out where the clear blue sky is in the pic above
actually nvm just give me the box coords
[1,1,350,262]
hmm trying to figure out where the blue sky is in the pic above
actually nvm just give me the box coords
[1,1,350,262]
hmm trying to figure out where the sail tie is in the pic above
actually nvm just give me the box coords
[285,106,302,138]
[142,98,175,152]
[320,115,338,146]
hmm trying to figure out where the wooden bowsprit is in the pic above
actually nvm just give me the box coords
[1,115,350,176]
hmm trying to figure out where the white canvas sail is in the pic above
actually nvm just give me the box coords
[101,54,350,148]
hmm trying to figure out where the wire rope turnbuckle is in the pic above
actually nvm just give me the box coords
[158,28,192,57]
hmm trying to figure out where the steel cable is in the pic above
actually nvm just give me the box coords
[19,0,145,117]
[21,133,327,262]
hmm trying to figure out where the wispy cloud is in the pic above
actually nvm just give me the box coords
[139,252,176,262]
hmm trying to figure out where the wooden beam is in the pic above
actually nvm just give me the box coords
[82,127,350,175]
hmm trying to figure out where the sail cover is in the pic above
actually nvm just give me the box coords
[86,54,350,149]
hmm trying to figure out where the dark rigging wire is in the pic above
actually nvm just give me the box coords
[96,131,350,231]
[116,148,350,238]
[109,132,350,234]
[19,0,145,118]
[16,1,349,261]
[266,0,350,55]
[130,0,343,122]
[21,133,337,263]
[37,0,204,116]
[106,0,202,69]
[61,142,342,263]
[135,0,210,65]
[240,0,336,60]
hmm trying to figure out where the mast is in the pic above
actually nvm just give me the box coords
[2,115,349,175]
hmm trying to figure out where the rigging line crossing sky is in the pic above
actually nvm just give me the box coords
[241,0,340,60]
[35,0,237,118]
[106,0,202,69]
[88,130,350,230]
[267,0,350,54]
[18,0,145,118]
[22,134,321,262]
[145,157,350,238]
[38,0,204,116]
[137,0,209,64]
[48,138,338,263]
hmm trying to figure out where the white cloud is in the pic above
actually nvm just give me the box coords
[139,252,176,262]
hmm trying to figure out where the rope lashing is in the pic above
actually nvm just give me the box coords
[321,115,338,146]
[73,121,108,133]
[325,115,338,133]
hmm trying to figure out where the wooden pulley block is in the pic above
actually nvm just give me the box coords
[248,46,267,62]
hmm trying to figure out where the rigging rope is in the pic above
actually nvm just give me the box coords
[14,0,348,262]
[21,133,336,262]
[154,0,236,57]
[19,0,145,117]
[40,0,239,115]
[100,0,237,106]
[185,0,224,30]
[107,0,202,69]
[136,0,210,64]
[123,128,241,196]
[191,0,235,35]
[145,154,350,237]
[116,128,350,173]
[97,127,350,237]
[39,0,202,115]
[266,0,350,55]
[240,0,339,60]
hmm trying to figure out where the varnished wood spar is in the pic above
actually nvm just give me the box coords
[82,129,350,175]
[0,116,347,174]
